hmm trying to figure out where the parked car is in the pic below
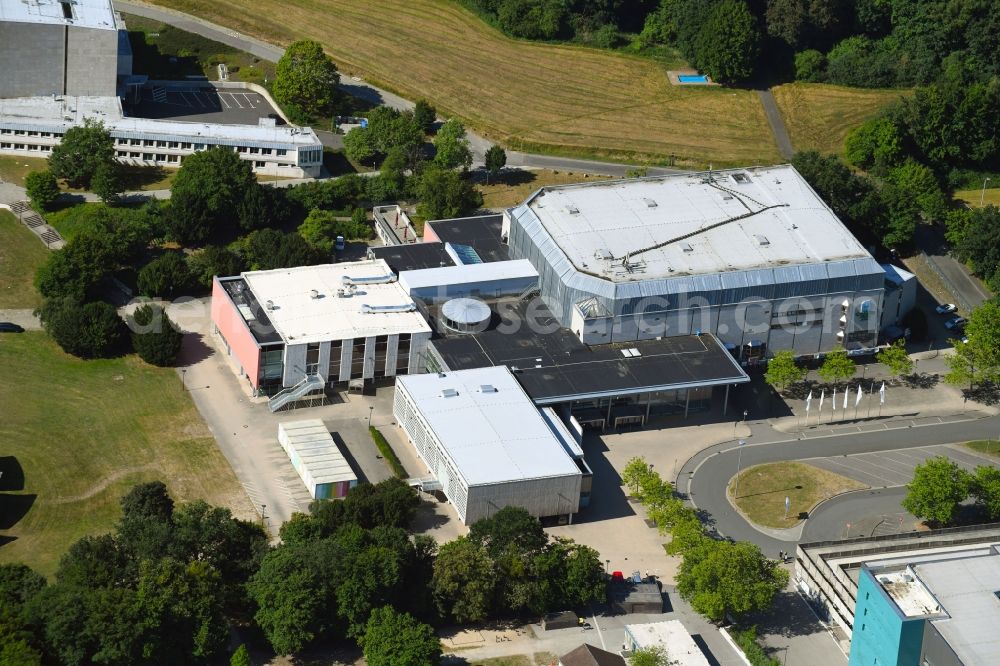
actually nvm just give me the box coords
[936,303,958,314]
[944,316,968,330]
[335,235,345,252]
[0,322,25,333]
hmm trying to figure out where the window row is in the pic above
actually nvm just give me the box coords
[0,143,51,152]
[0,129,62,138]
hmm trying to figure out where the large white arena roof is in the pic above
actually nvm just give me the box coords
[0,0,116,30]
[517,165,872,283]
[395,367,581,487]
[241,260,431,344]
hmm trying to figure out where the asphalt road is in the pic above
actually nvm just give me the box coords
[756,89,794,160]
[680,414,1000,554]
[914,224,991,313]
[116,0,683,177]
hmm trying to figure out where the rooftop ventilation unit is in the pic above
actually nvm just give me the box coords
[754,234,770,246]
[341,273,397,286]
[310,289,320,299]
[360,303,417,314]
[265,299,275,310]
[680,242,694,252]
[594,249,613,260]
[336,288,347,298]
[567,204,580,215]
[643,198,657,208]
[620,348,642,358]
[732,172,751,184]
[477,384,497,393]
[440,388,459,398]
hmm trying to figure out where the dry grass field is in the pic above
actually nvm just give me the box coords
[955,188,1000,208]
[0,333,254,576]
[772,83,908,155]
[155,0,780,167]
[479,169,612,209]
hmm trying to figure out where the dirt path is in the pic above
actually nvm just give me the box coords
[758,88,795,160]
[39,463,159,504]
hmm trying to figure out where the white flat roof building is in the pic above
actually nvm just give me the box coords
[624,621,711,666]
[0,95,324,177]
[521,165,870,282]
[277,420,358,499]
[393,366,584,524]
[0,0,116,30]
[241,260,431,345]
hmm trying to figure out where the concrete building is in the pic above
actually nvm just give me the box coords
[623,621,711,666]
[849,546,1000,666]
[503,165,885,357]
[795,523,1000,640]
[0,0,125,98]
[277,420,358,499]
[880,263,917,331]
[0,95,323,177]
[398,260,539,302]
[211,259,432,401]
[393,366,587,525]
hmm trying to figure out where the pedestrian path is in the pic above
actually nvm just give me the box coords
[0,192,65,250]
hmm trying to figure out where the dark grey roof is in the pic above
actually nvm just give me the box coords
[368,243,455,272]
[218,277,283,345]
[429,300,748,404]
[426,214,509,263]
[560,644,626,666]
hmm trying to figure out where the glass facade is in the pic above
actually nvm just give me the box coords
[259,345,284,392]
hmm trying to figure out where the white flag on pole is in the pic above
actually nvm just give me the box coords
[832,387,837,410]
[843,387,849,410]
[819,390,825,411]
[855,384,863,407]
[805,390,813,413]
[879,381,886,405]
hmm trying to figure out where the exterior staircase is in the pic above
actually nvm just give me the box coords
[268,374,325,413]
[2,199,66,249]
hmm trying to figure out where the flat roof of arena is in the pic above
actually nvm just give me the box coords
[0,0,117,30]
[513,165,873,283]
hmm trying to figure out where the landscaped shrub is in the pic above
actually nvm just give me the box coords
[733,626,780,666]
[369,426,407,479]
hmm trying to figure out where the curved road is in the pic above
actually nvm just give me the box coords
[679,415,1000,555]
[117,0,681,177]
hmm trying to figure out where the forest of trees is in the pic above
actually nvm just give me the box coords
[0,481,605,663]
[462,0,999,87]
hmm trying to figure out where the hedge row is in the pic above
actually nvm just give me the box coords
[369,426,408,479]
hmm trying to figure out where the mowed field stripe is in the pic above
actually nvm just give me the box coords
[153,0,781,166]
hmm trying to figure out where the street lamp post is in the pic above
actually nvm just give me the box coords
[733,439,746,499]
[260,504,266,527]
[368,405,374,428]
[181,368,187,390]
[982,177,992,206]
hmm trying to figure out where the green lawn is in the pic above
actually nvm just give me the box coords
[729,461,867,529]
[965,440,1000,459]
[955,188,1000,209]
[0,211,48,309]
[0,333,253,576]
[0,155,49,187]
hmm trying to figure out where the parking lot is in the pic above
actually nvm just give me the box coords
[128,85,282,125]
[805,443,991,488]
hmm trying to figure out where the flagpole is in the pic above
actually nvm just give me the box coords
[867,382,874,418]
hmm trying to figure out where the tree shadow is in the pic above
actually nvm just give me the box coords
[0,494,37,530]
[901,372,939,389]
[0,457,25,492]
[120,166,171,191]
[747,590,826,639]
[963,382,1000,406]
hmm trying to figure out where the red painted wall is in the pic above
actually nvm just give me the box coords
[211,278,262,389]
[422,222,440,243]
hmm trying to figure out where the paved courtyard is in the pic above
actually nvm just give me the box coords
[805,443,991,489]
[128,85,282,125]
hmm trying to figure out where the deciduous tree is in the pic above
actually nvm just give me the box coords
[48,118,115,188]
[676,540,788,622]
[433,119,472,171]
[945,301,1000,390]
[818,346,855,385]
[484,145,507,184]
[128,303,184,367]
[432,537,495,623]
[876,341,913,381]
[415,165,482,220]
[273,40,340,121]
[902,456,971,526]
[694,0,759,83]
[37,297,128,359]
[764,350,807,393]
[168,147,260,244]
[24,170,60,212]
[360,606,441,666]
[137,252,194,299]
[972,465,1000,521]
[413,99,437,134]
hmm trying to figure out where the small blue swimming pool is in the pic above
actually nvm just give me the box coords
[678,74,709,83]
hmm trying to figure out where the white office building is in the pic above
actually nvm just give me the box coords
[0,95,323,177]
[393,366,586,525]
